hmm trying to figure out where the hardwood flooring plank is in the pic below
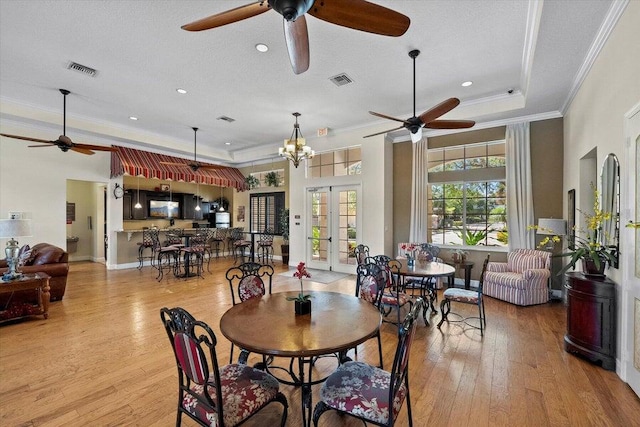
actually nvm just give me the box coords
[1,260,639,427]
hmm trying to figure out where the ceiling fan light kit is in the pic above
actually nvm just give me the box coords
[181,0,410,74]
[279,112,314,168]
[364,50,476,142]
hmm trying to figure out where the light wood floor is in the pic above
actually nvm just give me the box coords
[1,259,639,427]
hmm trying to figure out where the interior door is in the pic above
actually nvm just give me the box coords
[306,185,361,274]
[624,105,640,397]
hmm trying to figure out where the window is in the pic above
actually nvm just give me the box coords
[308,147,361,178]
[427,141,507,247]
[250,192,285,234]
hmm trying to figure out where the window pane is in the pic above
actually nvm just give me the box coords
[444,148,464,171]
[334,150,346,163]
[334,163,347,176]
[321,165,333,176]
[348,147,361,162]
[321,152,334,165]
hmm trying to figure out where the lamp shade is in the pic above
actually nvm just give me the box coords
[0,219,32,238]
[537,218,566,236]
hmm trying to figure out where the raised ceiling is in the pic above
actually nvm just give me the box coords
[0,0,622,165]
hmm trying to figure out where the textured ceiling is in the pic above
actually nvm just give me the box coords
[0,0,619,165]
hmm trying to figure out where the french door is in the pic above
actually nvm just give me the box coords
[306,185,361,274]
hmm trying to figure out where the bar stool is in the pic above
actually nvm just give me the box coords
[257,228,274,264]
[137,228,158,269]
[210,228,225,258]
[231,228,251,264]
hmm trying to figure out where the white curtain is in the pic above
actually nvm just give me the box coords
[506,122,535,249]
[409,138,428,242]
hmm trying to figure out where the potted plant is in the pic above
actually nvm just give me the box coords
[245,174,259,190]
[265,171,279,187]
[533,185,618,277]
[286,261,312,314]
[279,208,290,265]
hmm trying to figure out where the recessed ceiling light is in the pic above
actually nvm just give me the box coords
[129,116,138,121]
[255,43,269,52]
[461,81,473,87]
[176,88,187,94]
[225,142,231,146]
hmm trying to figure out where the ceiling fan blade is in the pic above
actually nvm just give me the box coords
[308,0,410,37]
[159,161,186,167]
[0,133,53,144]
[369,111,410,125]
[181,1,270,31]
[425,119,476,129]
[284,15,310,74]
[70,146,96,155]
[73,143,118,152]
[363,125,405,138]
[196,163,230,171]
[418,98,461,125]
[28,144,56,148]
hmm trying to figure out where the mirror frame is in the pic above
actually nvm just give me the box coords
[600,153,620,268]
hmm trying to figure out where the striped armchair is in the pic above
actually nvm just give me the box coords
[484,249,551,306]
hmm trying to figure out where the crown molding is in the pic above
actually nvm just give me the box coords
[561,0,629,114]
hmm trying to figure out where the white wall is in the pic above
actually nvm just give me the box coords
[563,0,640,380]
[288,128,392,265]
[0,122,111,250]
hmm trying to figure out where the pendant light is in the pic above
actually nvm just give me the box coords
[195,181,201,212]
[134,176,142,209]
[219,186,225,212]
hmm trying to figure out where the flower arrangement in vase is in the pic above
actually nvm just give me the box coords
[451,249,468,264]
[286,262,312,314]
[400,243,418,267]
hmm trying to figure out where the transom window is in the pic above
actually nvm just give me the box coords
[309,147,361,178]
[427,141,507,247]
[249,169,285,187]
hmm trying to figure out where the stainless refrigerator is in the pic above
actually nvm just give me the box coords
[213,211,230,228]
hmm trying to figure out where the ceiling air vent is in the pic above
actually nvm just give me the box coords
[329,73,353,87]
[217,116,235,123]
[67,61,98,77]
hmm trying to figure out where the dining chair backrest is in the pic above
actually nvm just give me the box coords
[160,307,224,420]
[356,262,385,308]
[353,244,370,266]
[370,255,394,288]
[259,228,274,244]
[388,297,424,412]
[478,255,490,297]
[226,262,274,305]
[419,243,440,259]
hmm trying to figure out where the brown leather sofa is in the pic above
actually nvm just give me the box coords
[0,243,69,306]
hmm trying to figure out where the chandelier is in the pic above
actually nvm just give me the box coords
[279,112,314,168]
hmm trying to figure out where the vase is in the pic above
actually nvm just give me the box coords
[407,256,415,267]
[295,299,311,315]
[581,256,606,278]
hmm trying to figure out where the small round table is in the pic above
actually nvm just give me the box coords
[220,291,382,427]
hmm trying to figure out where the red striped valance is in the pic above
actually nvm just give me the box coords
[110,146,248,191]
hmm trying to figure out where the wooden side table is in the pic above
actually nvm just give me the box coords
[0,272,50,321]
[445,261,474,289]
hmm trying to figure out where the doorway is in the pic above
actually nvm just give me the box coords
[306,185,361,274]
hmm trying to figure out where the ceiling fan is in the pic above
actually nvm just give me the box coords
[0,89,118,155]
[364,50,476,143]
[181,0,410,74]
[160,127,230,172]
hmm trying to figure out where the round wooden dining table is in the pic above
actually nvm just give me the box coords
[395,259,456,324]
[220,290,382,427]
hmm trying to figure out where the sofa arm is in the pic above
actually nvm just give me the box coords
[19,263,69,278]
[523,268,551,285]
[487,262,508,273]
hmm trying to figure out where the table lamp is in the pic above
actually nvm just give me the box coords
[0,219,32,280]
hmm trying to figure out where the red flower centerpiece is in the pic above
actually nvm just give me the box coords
[287,261,312,315]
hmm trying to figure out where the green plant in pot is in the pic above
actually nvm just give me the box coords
[265,171,279,187]
[279,208,290,265]
[245,174,259,190]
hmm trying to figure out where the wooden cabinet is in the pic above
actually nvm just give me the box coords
[564,272,616,370]
[122,193,132,220]
[131,191,147,220]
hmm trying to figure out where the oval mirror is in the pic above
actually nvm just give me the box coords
[600,153,619,268]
